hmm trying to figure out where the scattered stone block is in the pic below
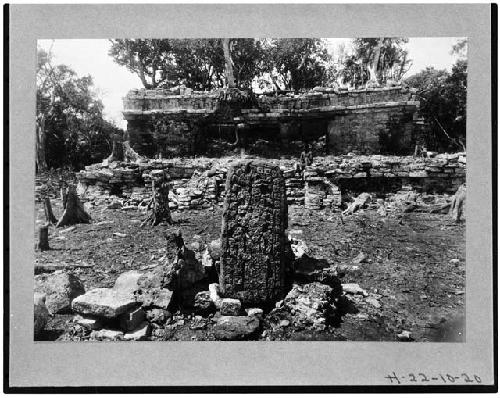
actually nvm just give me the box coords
[113,270,143,294]
[220,298,242,316]
[34,271,85,314]
[397,330,413,341]
[194,291,216,315]
[220,161,287,305]
[73,315,103,330]
[123,321,151,341]
[352,252,368,264]
[208,283,222,308]
[273,282,336,330]
[246,308,264,318]
[365,297,381,308]
[72,288,139,318]
[91,329,124,340]
[146,308,170,325]
[342,283,368,296]
[213,316,260,340]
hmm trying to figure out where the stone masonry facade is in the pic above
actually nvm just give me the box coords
[122,86,422,157]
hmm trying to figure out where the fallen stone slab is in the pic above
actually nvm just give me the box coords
[246,308,264,318]
[91,329,124,340]
[135,288,173,309]
[73,315,103,330]
[72,288,139,318]
[113,270,143,294]
[342,283,368,296]
[34,271,85,314]
[123,322,151,341]
[213,316,260,340]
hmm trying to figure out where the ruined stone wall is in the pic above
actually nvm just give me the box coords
[257,86,416,111]
[77,153,466,211]
[122,87,421,157]
[327,105,417,155]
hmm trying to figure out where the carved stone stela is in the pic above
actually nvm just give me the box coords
[220,161,287,305]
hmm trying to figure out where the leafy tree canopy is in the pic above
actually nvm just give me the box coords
[405,58,467,152]
[37,47,121,170]
[109,38,266,91]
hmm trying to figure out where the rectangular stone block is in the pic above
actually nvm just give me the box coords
[220,161,287,305]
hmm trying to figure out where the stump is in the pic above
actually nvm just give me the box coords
[56,185,91,228]
[141,178,173,227]
[37,224,49,251]
[43,197,58,224]
[219,160,288,306]
[449,184,466,222]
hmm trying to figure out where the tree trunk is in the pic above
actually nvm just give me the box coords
[61,186,68,209]
[367,38,383,85]
[222,38,235,88]
[56,186,91,228]
[43,197,58,224]
[449,184,466,222]
[37,224,50,251]
[123,141,144,163]
[105,135,124,163]
[36,116,48,172]
[142,178,173,227]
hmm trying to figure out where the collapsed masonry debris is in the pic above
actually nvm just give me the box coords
[219,161,288,306]
[75,153,466,213]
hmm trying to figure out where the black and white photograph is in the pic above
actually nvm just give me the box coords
[6,3,495,391]
[33,36,468,343]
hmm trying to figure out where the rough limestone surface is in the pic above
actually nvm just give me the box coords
[220,160,287,305]
[91,329,124,340]
[213,316,261,340]
[270,283,337,330]
[34,271,85,314]
[220,298,242,316]
[72,288,139,318]
[194,291,215,315]
[113,270,143,294]
[34,293,50,336]
[134,266,175,309]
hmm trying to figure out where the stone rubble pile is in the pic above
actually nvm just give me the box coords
[75,153,466,211]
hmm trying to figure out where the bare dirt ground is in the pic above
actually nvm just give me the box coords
[34,188,465,342]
